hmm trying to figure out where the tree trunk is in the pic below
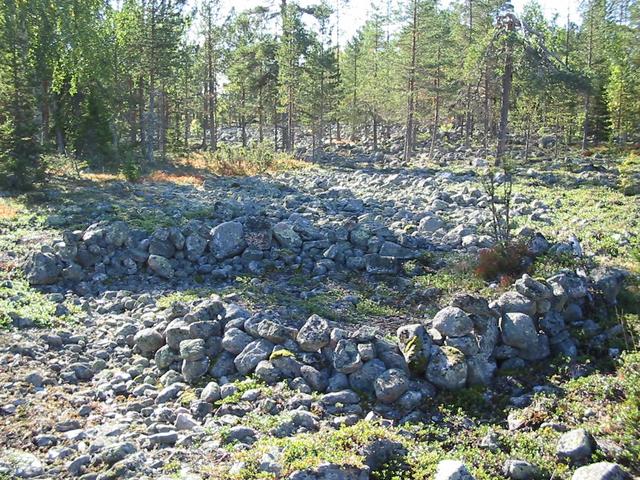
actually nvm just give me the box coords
[496,15,516,165]
[403,0,418,162]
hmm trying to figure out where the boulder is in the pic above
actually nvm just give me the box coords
[297,315,331,352]
[147,255,174,279]
[500,312,538,350]
[23,252,61,285]
[432,307,474,338]
[234,339,274,375]
[273,222,302,250]
[556,428,593,461]
[374,368,410,404]
[333,339,362,374]
[434,460,475,480]
[572,462,629,480]
[210,221,245,259]
[426,346,468,390]
[134,328,165,356]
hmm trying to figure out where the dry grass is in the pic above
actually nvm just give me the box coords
[0,199,20,219]
[175,151,313,177]
[81,172,124,183]
[142,171,205,187]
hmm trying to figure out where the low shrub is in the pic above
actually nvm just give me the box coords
[475,242,530,282]
[619,153,640,195]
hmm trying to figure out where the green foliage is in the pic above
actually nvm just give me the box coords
[617,352,640,470]
[619,153,640,196]
[0,277,81,329]
[120,151,142,183]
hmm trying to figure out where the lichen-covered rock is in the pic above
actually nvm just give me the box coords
[179,338,206,361]
[147,254,174,279]
[234,339,274,375]
[273,222,302,250]
[222,327,254,354]
[397,324,431,373]
[349,359,386,395]
[333,339,362,374]
[496,291,537,316]
[503,459,538,480]
[182,356,209,383]
[432,307,474,338]
[426,346,468,390]
[374,368,410,403]
[297,315,330,352]
[556,428,593,461]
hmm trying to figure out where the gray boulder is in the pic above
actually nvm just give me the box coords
[210,221,245,259]
[333,339,362,374]
[500,312,538,350]
[426,346,468,390]
[556,428,593,461]
[235,339,274,375]
[134,328,165,356]
[432,307,474,338]
[572,462,629,480]
[179,339,206,361]
[434,460,475,480]
[273,222,302,250]
[222,327,254,354]
[374,368,410,404]
[297,315,330,352]
[182,357,210,383]
[147,255,174,279]
[503,459,538,480]
[185,234,208,260]
[24,252,61,285]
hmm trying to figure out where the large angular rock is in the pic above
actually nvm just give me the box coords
[182,357,210,383]
[179,339,206,361]
[333,339,362,374]
[234,339,274,375]
[572,462,629,480]
[147,255,174,279]
[500,312,538,350]
[426,346,468,390]
[397,324,431,373]
[210,221,245,259]
[349,359,386,395]
[272,222,302,250]
[257,319,295,344]
[496,291,537,317]
[222,327,254,354]
[297,315,330,352]
[374,368,410,404]
[149,228,176,258]
[23,252,61,285]
[432,307,474,338]
[185,234,208,260]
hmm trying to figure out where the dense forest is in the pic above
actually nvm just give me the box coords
[0,0,639,187]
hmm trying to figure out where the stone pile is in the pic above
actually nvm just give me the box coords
[23,215,427,289]
[125,269,623,402]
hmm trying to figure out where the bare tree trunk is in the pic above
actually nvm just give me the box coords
[496,14,516,165]
[403,0,418,162]
[429,45,442,160]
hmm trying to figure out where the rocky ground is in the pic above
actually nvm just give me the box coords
[0,144,639,480]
